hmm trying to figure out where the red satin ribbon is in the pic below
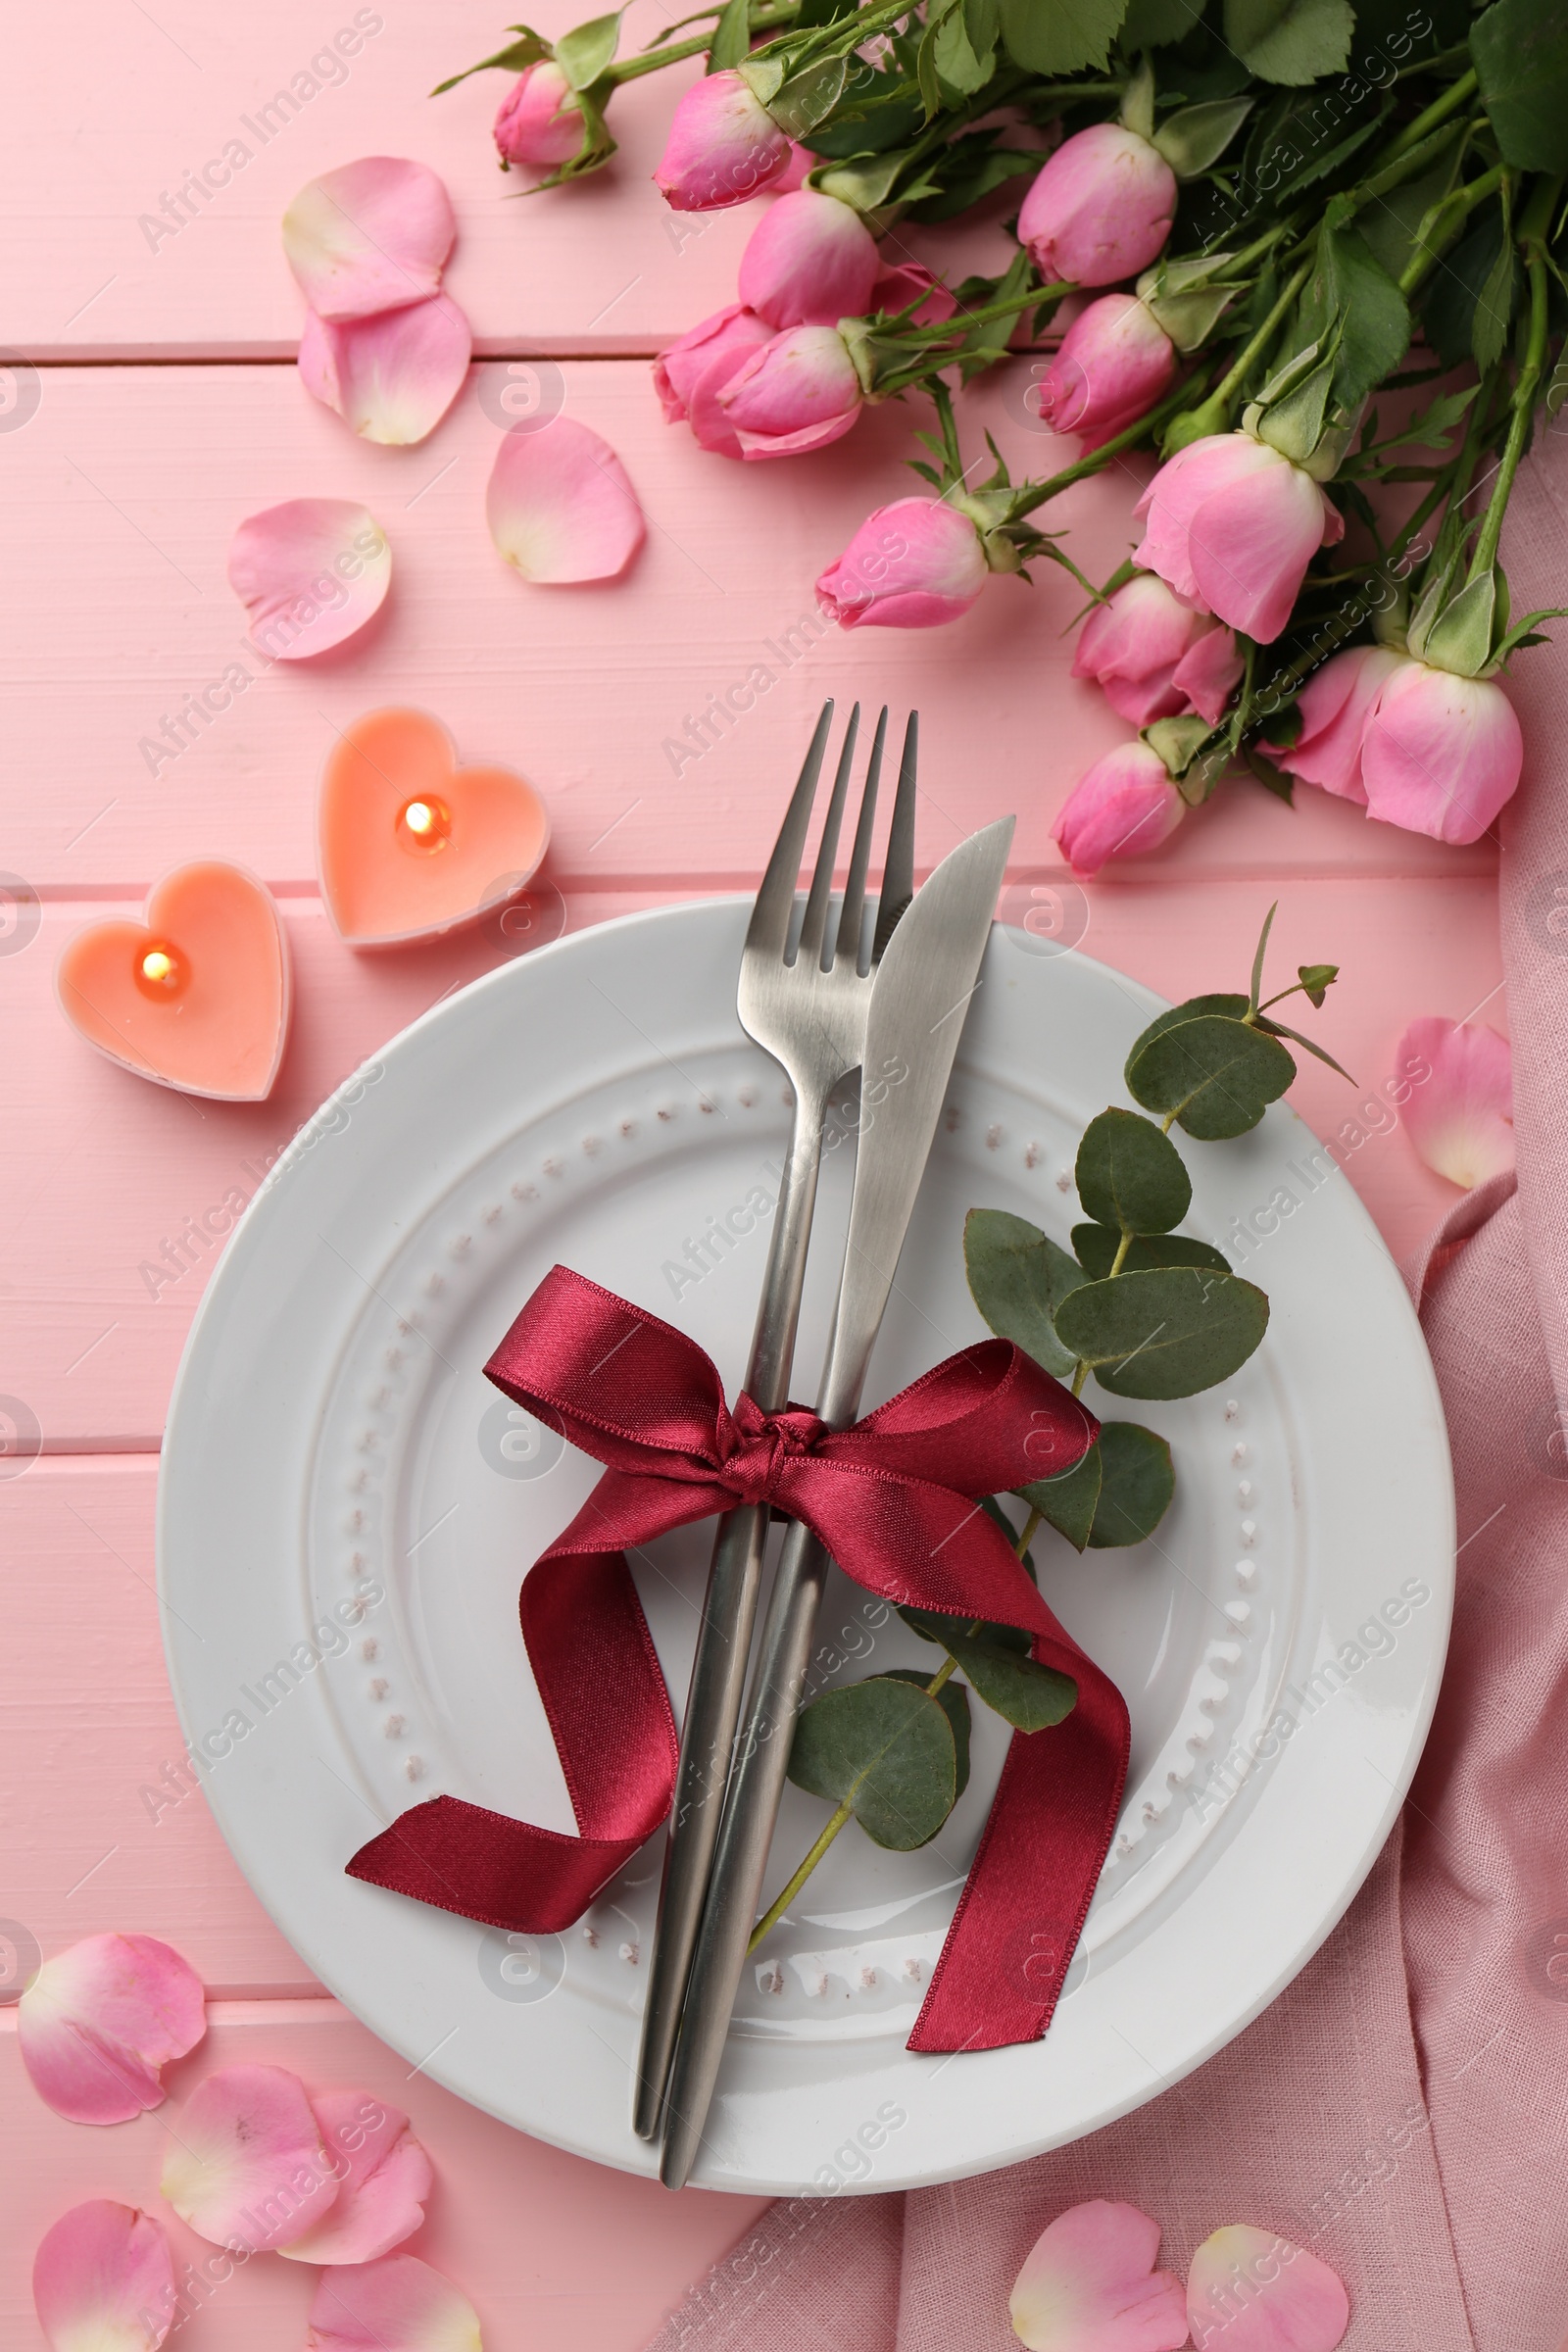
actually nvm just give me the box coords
[347,1266,1131,2053]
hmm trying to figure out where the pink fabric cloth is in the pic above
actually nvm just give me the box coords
[644,439,1568,2352]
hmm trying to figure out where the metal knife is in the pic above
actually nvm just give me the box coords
[659,812,1015,2188]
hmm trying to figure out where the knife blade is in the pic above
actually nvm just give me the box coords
[659,812,1015,2188]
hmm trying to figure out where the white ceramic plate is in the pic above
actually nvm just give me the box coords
[160,900,1452,2195]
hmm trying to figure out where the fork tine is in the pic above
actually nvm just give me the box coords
[746,702,833,958]
[834,706,886,972]
[871,710,918,959]
[797,703,858,971]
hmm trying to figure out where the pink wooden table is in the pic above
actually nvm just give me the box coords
[0,4,1500,2344]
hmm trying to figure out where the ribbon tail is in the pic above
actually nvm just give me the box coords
[345,1796,651,1934]
[346,1541,679,1934]
[906,1655,1130,2054]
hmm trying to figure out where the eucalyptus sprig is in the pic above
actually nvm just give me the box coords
[750,906,1348,1951]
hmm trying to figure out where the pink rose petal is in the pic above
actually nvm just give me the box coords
[299,295,471,446]
[160,2063,340,2254]
[283,158,456,321]
[1187,2226,1349,2352]
[281,2092,434,2265]
[33,2201,175,2352]
[1396,1015,1514,1190]
[1009,2199,1189,2350]
[486,416,645,583]
[307,2254,482,2350]
[18,1933,205,2126]
[227,499,391,662]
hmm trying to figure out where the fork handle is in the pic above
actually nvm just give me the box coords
[632,1074,833,2139]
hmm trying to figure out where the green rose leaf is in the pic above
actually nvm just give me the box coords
[1416,206,1509,370]
[1076,1107,1193,1238]
[1472,0,1568,173]
[1118,0,1204,42]
[1019,1445,1102,1550]
[998,0,1129,74]
[770,55,851,136]
[1126,996,1297,1140]
[1305,220,1410,409]
[931,0,995,94]
[708,0,754,71]
[785,1674,956,1849]
[964,1207,1087,1380]
[897,1611,1078,1731]
[1054,1266,1270,1398]
[1071,1222,1231,1278]
[1225,0,1352,84]
[554,8,621,89]
[876,1667,972,1795]
[432,25,552,94]
[1088,1420,1176,1546]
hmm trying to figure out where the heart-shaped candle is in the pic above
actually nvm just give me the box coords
[318,707,551,948]
[56,862,291,1102]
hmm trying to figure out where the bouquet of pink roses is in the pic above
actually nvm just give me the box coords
[444,0,1568,867]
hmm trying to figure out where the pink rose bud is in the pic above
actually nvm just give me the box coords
[738,190,880,327]
[816,498,990,629]
[1135,430,1345,644]
[653,302,775,457]
[715,322,862,459]
[1275,644,1405,804]
[493,62,583,170]
[1361,659,1524,845]
[871,260,957,325]
[1278,645,1524,842]
[1034,293,1176,450]
[654,71,792,212]
[1018,122,1177,288]
[1072,575,1238,727]
[1053,741,1184,876]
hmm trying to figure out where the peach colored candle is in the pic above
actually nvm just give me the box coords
[55,861,290,1102]
[318,707,551,948]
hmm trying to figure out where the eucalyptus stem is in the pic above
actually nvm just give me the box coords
[746,1504,1042,1956]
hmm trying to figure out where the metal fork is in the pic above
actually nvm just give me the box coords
[632,699,917,2140]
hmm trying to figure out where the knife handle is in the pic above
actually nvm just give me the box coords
[659,1516,830,2189]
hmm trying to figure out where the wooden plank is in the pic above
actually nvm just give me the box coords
[0,1999,770,2350]
[0,0,1020,361]
[1,880,1494,1448]
[0,361,1496,890]
[0,1456,316,1990]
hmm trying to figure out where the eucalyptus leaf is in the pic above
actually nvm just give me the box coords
[1471,0,1568,173]
[897,1611,1078,1731]
[1088,1420,1176,1546]
[553,9,621,89]
[998,0,1130,74]
[1225,0,1353,83]
[1019,1446,1101,1550]
[1071,1223,1232,1277]
[964,1207,1087,1379]
[1126,998,1297,1140]
[1076,1107,1193,1238]
[1054,1266,1270,1399]
[785,1675,956,1849]
[876,1668,970,1798]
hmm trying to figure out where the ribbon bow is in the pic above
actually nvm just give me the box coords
[348,1266,1131,2054]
